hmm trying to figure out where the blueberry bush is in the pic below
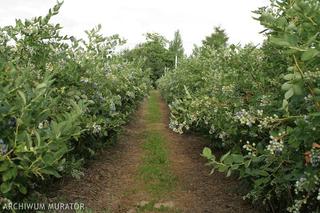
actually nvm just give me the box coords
[0,2,150,201]
[158,0,320,212]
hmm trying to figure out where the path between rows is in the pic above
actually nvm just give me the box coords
[52,91,257,213]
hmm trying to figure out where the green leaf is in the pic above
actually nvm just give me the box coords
[231,154,244,164]
[292,84,303,95]
[0,182,12,194]
[209,168,215,175]
[288,138,300,149]
[0,161,10,172]
[220,151,230,162]
[16,183,27,194]
[3,167,17,181]
[202,147,213,159]
[283,74,295,81]
[218,165,228,173]
[282,99,289,111]
[41,168,61,178]
[244,159,251,168]
[285,88,294,99]
[36,82,47,90]
[270,37,291,47]
[17,90,27,105]
[254,177,271,187]
[34,130,41,147]
[224,156,233,165]
[43,153,56,166]
[281,83,292,91]
[314,88,320,95]
[184,85,192,99]
[231,164,239,170]
[226,169,232,177]
[301,49,319,61]
[258,170,269,177]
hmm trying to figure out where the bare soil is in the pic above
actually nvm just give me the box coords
[51,92,259,213]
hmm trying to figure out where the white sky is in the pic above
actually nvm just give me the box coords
[0,0,269,54]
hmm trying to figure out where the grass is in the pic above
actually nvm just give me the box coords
[138,90,176,198]
[139,131,176,196]
[76,208,112,213]
[146,91,162,123]
[136,201,181,213]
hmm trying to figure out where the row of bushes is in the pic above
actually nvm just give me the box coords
[158,0,320,212]
[0,3,150,201]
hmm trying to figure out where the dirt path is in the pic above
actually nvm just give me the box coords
[52,91,258,213]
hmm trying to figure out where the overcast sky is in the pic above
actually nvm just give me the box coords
[0,0,269,54]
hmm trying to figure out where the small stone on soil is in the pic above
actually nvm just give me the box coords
[136,200,149,207]
[127,209,136,213]
[154,201,174,209]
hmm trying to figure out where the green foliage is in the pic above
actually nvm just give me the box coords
[158,1,320,212]
[168,30,185,61]
[0,2,150,200]
[202,27,228,50]
[125,32,182,85]
[125,33,171,84]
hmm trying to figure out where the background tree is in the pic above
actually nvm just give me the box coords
[168,30,185,66]
[125,33,173,85]
[202,27,229,49]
